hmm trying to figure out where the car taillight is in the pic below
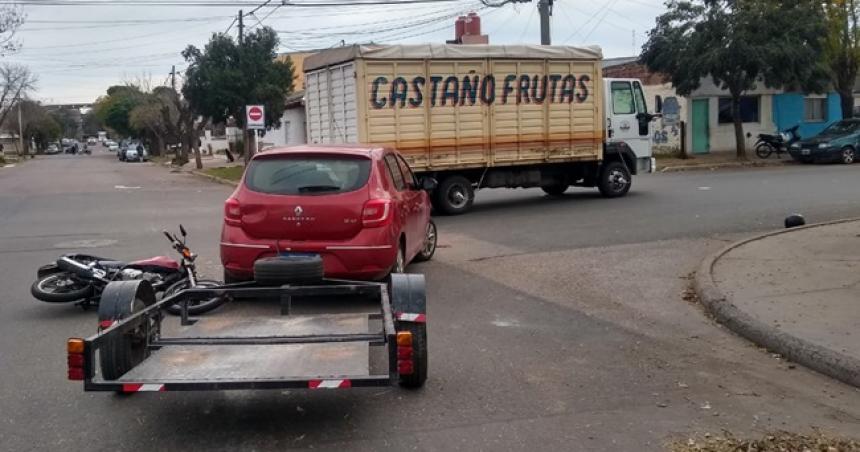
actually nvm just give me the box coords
[67,338,85,381]
[224,198,242,226]
[362,199,392,228]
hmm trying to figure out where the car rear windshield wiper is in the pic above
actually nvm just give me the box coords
[297,185,341,193]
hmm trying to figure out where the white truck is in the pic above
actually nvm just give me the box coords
[302,44,657,215]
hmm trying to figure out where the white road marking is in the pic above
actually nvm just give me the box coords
[114,185,142,189]
[697,186,712,191]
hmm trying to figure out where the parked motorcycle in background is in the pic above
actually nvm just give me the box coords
[31,225,225,315]
[755,125,801,159]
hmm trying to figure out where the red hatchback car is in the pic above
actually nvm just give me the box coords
[220,145,437,282]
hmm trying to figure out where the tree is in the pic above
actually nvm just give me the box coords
[0,4,24,56]
[823,0,860,119]
[93,85,144,137]
[129,87,177,156]
[182,27,294,163]
[0,63,36,129]
[4,100,60,153]
[49,108,79,138]
[81,110,102,137]
[641,0,827,159]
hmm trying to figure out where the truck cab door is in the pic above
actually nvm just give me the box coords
[605,79,652,159]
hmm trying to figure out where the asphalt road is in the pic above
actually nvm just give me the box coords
[1,152,859,452]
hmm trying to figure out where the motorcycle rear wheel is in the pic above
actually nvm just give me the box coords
[162,279,226,316]
[755,143,774,159]
[31,271,94,303]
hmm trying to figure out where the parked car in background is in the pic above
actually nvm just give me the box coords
[87,137,97,146]
[790,119,860,164]
[45,143,60,154]
[121,142,148,162]
[220,145,438,283]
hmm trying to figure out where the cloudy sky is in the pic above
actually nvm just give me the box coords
[4,0,666,104]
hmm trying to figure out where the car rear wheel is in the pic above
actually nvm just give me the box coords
[392,242,406,274]
[413,221,437,263]
[841,146,855,164]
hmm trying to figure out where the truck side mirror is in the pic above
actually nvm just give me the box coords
[655,95,663,114]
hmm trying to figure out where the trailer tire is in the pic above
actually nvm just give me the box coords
[597,161,632,198]
[541,183,569,196]
[97,281,156,381]
[397,322,428,389]
[434,175,474,215]
[253,255,324,286]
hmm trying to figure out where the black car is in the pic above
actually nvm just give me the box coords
[789,119,860,164]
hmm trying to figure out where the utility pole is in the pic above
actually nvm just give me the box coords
[17,101,23,156]
[238,9,250,164]
[238,10,244,45]
[538,0,552,45]
[170,65,176,92]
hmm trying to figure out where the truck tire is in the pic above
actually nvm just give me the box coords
[597,161,632,198]
[97,281,156,381]
[541,184,569,196]
[397,322,428,388]
[253,255,324,286]
[434,175,474,215]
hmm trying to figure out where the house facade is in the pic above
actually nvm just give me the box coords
[686,78,841,154]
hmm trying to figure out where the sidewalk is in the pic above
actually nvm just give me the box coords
[657,151,795,172]
[695,219,860,387]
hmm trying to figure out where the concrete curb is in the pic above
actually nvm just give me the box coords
[660,159,792,173]
[189,170,239,187]
[694,218,860,388]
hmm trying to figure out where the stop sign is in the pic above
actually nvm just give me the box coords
[246,105,265,129]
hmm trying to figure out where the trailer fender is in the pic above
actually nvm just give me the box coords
[389,273,427,323]
[98,280,156,322]
[97,280,156,381]
[603,142,638,175]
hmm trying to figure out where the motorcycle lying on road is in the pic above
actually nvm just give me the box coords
[31,225,225,315]
[755,125,801,159]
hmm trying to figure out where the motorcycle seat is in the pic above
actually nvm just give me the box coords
[97,260,126,269]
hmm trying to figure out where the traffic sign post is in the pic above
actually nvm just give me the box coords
[246,105,265,130]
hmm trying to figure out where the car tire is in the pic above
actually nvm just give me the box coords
[841,146,855,164]
[434,175,474,215]
[253,255,324,286]
[413,221,437,263]
[597,161,632,198]
[391,241,406,275]
[541,183,569,196]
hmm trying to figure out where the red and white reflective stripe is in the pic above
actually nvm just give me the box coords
[121,383,165,392]
[395,312,426,323]
[308,379,351,389]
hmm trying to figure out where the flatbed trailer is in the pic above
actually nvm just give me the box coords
[66,274,428,393]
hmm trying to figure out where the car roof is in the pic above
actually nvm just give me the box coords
[254,144,387,160]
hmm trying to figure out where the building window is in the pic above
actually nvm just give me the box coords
[804,97,826,122]
[718,96,760,124]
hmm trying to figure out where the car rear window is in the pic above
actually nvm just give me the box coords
[245,156,372,196]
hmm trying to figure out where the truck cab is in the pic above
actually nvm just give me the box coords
[603,78,657,174]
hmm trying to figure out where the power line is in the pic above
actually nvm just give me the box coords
[1,0,464,6]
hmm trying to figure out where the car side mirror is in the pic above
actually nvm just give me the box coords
[421,177,438,191]
[655,95,663,114]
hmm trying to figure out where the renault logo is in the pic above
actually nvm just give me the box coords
[294,206,303,216]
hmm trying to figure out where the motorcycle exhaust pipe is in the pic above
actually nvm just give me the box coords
[57,257,96,279]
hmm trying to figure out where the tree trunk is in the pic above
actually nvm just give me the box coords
[243,128,252,165]
[838,89,855,119]
[155,134,165,157]
[731,94,746,160]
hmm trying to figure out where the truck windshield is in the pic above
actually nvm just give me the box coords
[245,156,371,196]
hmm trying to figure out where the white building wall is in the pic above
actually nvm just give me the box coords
[686,77,778,153]
[647,82,686,155]
[260,107,307,148]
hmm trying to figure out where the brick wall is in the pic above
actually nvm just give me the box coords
[602,62,669,86]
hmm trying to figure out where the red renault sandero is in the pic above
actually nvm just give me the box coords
[220,145,438,282]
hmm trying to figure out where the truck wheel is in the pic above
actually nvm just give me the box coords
[97,281,156,381]
[541,184,569,196]
[434,175,474,215]
[597,161,632,198]
[253,255,324,286]
[397,322,428,388]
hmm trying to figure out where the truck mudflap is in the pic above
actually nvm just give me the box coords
[68,277,430,392]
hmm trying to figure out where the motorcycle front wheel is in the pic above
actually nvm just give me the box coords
[162,279,225,316]
[31,271,94,303]
[755,143,774,159]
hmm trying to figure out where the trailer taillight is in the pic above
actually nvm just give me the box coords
[396,331,414,375]
[67,338,85,381]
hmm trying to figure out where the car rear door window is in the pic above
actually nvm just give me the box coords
[245,156,371,195]
[395,155,416,189]
[384,154,406,191]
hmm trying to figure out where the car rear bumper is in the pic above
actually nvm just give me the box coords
[220,225,397,281]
